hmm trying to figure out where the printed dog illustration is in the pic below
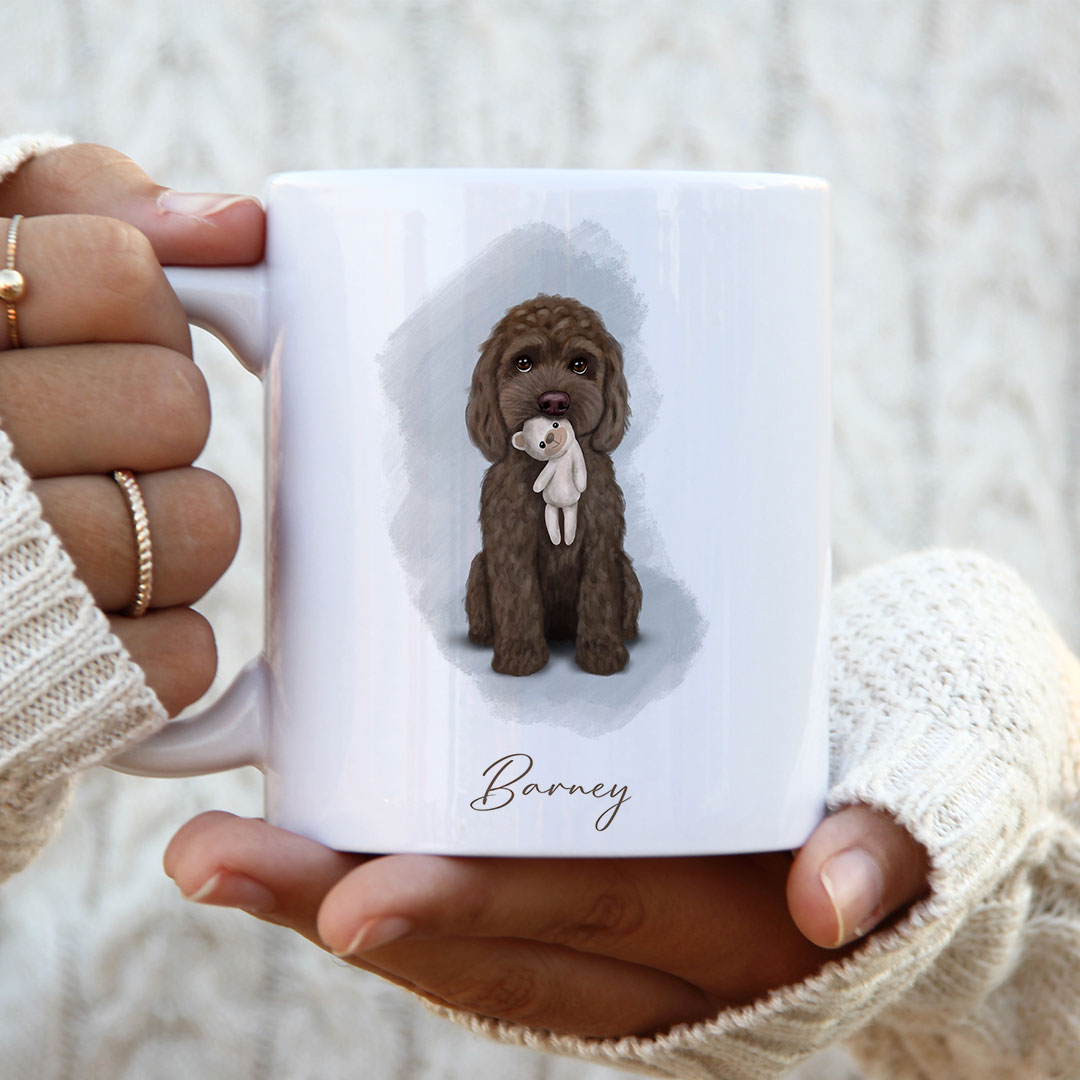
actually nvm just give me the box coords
[465,294,642,676]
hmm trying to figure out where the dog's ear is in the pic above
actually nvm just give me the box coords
[466,327,511,462]
[589,331,631,453]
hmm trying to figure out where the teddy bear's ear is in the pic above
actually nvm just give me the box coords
[511,431,526,451]
[466,328,511,462]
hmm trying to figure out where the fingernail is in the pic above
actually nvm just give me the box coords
[157,190,259,221]
[334,916,414,958]
[819,848,885,947]
[181,870,276,915]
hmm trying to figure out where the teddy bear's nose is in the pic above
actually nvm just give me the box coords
[538,391,570,416]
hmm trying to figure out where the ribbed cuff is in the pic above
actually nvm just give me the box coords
[826,550,1071,909]
[0,426,167,878]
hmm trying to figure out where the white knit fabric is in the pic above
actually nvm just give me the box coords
[2,3,1080,1079]
[0,415,166,879]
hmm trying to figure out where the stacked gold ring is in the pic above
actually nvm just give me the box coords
[112,469,154,617]
[0,215,25,348]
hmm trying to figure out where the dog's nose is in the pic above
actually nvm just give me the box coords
[538,391,570,416]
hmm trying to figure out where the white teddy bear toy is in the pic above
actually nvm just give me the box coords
[511,416,588,544]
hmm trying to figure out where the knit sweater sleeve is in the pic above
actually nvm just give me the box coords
[0,134,168,882]
[425,550,1080,1079]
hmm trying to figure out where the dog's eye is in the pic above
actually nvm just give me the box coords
[515,355,532,372]
[570,356,589,374]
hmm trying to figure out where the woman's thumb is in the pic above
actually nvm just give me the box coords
[787,803,930,949]
[0,142,263,265]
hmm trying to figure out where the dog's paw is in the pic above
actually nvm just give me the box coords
[576,639,629,676]
[492,638,550,676]
[468,626,495,646]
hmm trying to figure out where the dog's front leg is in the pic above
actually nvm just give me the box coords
[575,548,630,675]
[486,541,550,676]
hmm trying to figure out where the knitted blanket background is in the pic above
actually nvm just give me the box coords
[2,2,1078,1078]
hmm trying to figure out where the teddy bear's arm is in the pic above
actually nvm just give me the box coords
[533,461,556,494]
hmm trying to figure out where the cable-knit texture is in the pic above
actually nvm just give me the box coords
[2,3,1080,1079]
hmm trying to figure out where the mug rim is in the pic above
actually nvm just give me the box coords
[265,167,829,192]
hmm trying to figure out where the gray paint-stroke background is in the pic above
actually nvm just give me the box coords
[378,220,705,735]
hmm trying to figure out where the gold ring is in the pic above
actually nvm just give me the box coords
[0,215,25,348]
[112,469,154,617]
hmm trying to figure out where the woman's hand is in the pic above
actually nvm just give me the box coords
[0,143,264,714]
[163,806,928,1038]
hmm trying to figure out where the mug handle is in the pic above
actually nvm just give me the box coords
[107,265,270,777]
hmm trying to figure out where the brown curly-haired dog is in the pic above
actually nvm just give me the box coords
[465,294,642,676]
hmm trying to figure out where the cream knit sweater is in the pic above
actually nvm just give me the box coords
[2,135,1080,1079]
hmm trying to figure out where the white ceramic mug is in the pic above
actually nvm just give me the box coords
[109,169,831,857]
